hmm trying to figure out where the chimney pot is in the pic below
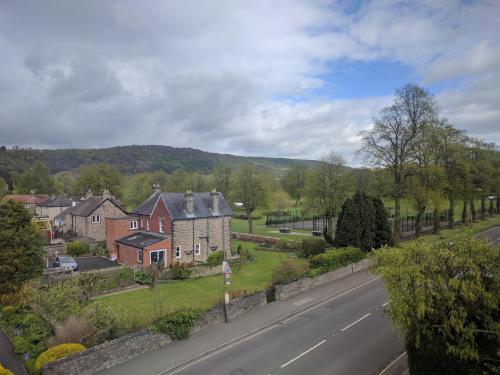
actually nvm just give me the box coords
[210,189,219,215]
[152,184,161,194]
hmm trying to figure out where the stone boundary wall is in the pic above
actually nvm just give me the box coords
[274,258,374,301]
[190,264,222,278]
[231,232,279,245]
[42,291,267,375]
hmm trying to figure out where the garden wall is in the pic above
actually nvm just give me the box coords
[42,291,267,375]
[231,232,279,245]
[274,258,373,301]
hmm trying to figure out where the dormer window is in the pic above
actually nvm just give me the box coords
[91,214,100,224]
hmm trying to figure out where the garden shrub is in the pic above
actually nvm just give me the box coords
[34,280,81,322]
[0,363,14,375]
[153,310,203,340]
[171,263,192,279]
[300,238,329,257]
[34,343,86,373]
[83,304,117,344]
[66,241,90,257]
[271,260,309,285]
[278,238,289,250]
[53,315,91,345]
[6,310,51,360]
[1,306,15,318]
[309,247,365,274]
[237,247,257,263]
[207,251,224,266]
[134,269,151,285]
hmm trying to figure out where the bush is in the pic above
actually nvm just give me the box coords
[52,315,91,345]
[309,247,365,274]
[34,344,86,373]
[301,238,329,257]
[237,247,257,263]
[34,280,81,322]
[1,306,15,318]
[0,363,14,375]
[66,241,90,257]
[207,251,224,267]
[153,310,203,340]
[278,238,289,250]
[171,263,192,280]
[83,304,117,345]
[7,311,51,359]
[271,260,309,286]
[134,269,151,285]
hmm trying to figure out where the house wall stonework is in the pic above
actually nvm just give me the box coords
[172,216,231,264]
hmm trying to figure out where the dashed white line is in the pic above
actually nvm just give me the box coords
[280,339,327,368]
[488,237,500,245]
[382,302,388,307]
[378,352,407,375]
[341,313,372,332]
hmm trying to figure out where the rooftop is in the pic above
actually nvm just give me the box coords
[116,231,171,249]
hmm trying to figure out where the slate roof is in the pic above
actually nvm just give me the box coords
[57,196,126,218]
[133,192,232,219]
[39,196,74,207]
[116,231,170,249]
[2,194,49,204]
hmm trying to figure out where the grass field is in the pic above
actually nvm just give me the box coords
[231,216,312,240]
[94,240,306,329]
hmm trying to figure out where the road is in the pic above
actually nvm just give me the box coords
[172,279,401,375]
[476,225,500,247]
[101,272,404,375]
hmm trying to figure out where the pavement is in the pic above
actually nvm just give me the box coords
[0,327,28,375]
[99,270,405,375]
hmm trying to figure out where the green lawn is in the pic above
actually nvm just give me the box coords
[95,240,306,329]
[231,216,313,240]
[398,215,500,248]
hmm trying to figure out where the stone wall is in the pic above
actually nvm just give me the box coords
[231,232,280,245]
[42,291,266,375]
[173,216,231,264]
[85,200,127,241]
[274,258,373,301]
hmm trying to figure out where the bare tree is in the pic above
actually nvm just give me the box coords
[360,84,437,240]
[305,151,352,242]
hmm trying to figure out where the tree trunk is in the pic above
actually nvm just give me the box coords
[497,195,500,213]
[247,212,253,234]
[415,207,423,238]
[489,199,495,215]
[448,196,454,229]
[394,197,401,241]
[433,207,440,234]
[462,199,468,224]
[471,199,476,222]
[481,197,486,219]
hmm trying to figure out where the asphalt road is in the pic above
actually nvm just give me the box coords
[166,279,402,375]
[476,226,500,247]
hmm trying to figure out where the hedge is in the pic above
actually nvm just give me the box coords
[0,363,14,375]
[66,241,90,257]
[34,343,86,373]
[309,247,365,273]
[271,260,309,285]
[153,310,203,340]
[301,238,329,257]
[206,251,224,267]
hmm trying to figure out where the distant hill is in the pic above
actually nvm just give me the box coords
[0,145,319,182]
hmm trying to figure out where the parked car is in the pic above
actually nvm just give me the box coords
[53,256,78,271]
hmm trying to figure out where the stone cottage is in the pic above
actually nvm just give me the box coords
[107,185,232,267]
[57,189,127,241]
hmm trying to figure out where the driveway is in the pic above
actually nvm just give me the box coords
[75,256,120,271]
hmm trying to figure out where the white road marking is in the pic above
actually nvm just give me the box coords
[378,352,407,375]
[341,313,372,332]
[488,237,500,245]
[382,302,388,307]
[280,339,327,369]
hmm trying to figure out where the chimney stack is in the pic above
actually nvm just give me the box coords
[85,189,93,199]
[184,190,194,215]
[102,188,112,200]
[152,184,161,194]
[210,189,219,215]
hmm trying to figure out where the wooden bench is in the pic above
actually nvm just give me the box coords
[278,227,291,233]
[311,230,322,237]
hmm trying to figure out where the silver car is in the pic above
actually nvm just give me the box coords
[53,256,78,271]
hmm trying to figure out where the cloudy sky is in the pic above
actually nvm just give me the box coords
[0,0,499,164]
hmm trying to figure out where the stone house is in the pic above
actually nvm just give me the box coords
[38,196,77,224]
[57,190,127,241]
[2,193,49,215]
[107,185,232,266]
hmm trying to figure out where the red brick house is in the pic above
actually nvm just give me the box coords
[107,185,232,267]
[114,231,172,267]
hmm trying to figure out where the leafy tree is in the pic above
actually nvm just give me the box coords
[212,164,232,198]
[232,164,269,233]
[54,172,78,195]
[305,151,352,243]
[0,201,45,296]
[281,164,307,205]
[121,171,169,210]
[372,234,499,374]
[360,84,437,241]
[14,161,55,194]
[271,190,292,213]
[77,163,122,197]
[371,196,393,248]
[0,176,7,197]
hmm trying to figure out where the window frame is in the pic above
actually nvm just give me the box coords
[194,243,201,256]
[175,246,181,258]
[159,218,165,233]
[150,249,166,267]
[146,219,150,231]
[129,220,138,230]
[91,214,101,224]
[137,249,143,263]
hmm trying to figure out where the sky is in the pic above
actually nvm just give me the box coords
[0,0,499,165]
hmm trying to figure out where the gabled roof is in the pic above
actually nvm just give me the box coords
[2,194,49,204]
[116,231,170,249]
[133,191,232,219]
[59,196,126,217]
[39,196,74,207]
